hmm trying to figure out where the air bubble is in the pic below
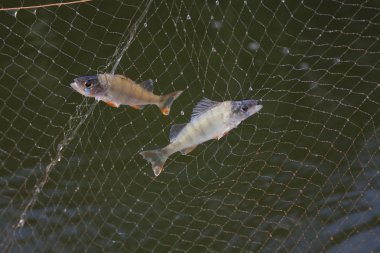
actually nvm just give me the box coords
[144,22,147,27]
[212,20,222,29]
[8,11,18,17]
[299,62,309,70]
[17,218,25,228]
[309,81,318,89]
[282,47,289,55]
[212,47,216,52]
[216,0,219,5]
[181,111,185,116]
[187,14,191,20]
[248,41,260,51]
[249,87,253,91]
[244,1,247,4]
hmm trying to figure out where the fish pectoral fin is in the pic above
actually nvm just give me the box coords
[216,131,229,140]
[130,105,145,110]
[169,123,186,143]
[104,101,119,108]
[139,79,154,92]
[180,145,197,155]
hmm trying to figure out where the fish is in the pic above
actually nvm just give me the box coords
[70,74,183,115]
[140,98,263,176]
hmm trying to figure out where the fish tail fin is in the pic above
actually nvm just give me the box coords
[140,149,168,176]
[159,90,183,116]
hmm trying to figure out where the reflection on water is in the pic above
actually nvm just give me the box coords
[0,0,379,252]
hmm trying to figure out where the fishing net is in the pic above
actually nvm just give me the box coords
[1,0,379,252]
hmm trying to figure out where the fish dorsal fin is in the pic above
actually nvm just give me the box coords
[139,79,154,92]
[169,123,186,142]
[191,98,220,120]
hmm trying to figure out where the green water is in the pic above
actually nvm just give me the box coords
[1,0,379,252]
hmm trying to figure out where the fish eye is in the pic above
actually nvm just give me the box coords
[85,82,92,88]
[242,105,249,112]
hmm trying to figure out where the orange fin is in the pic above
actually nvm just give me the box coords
[139,149,167,177]
[153,165,164,177]
[161,107,170,116]
[104,101,118,108]
[130,105,145,110]
[180,145,197,155]
[159,90,183,116]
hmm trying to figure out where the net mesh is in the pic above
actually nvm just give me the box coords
[1,0,379,252]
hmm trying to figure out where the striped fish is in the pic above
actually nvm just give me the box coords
[140,98,263,176]
[70,74,183,115]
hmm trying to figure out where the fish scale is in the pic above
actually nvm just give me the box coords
[166,103,229,155]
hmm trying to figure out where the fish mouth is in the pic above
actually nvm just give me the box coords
[244,99,263,114]
[245,99,263,116]
[248,104,263,115]
[70,82,87,96]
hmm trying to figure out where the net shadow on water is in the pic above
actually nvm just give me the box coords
[0,0,379,252]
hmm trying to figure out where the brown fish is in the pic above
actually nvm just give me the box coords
[70,74,183,115]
